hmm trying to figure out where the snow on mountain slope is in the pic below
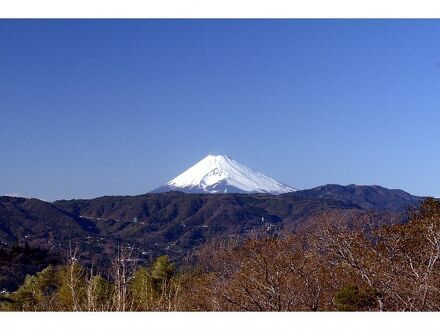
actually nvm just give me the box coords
[151,155,296,194]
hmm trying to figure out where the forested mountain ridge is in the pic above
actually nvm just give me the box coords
[0,185,423,291]
[2,197,439,312]
[292,184,422,211]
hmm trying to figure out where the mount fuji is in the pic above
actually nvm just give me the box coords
[151,155,296,194]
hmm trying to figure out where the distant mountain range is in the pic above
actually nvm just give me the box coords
[0,185,423,279]
[150,155,422,211]
[293,184,422,211]
[0,154,427,291]
[1,185,422,257]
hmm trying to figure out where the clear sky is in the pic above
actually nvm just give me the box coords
[1,20,440,201]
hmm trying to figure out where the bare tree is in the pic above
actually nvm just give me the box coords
[111,243,138,311]
[65,243,85,311]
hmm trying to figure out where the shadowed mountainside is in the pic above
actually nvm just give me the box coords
[0,185,424,291]
[291,184,423,211]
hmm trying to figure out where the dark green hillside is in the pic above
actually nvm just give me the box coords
[292,184,422,211]
[0,185,423,291]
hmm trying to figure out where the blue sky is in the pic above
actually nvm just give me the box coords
[1,20,440,201]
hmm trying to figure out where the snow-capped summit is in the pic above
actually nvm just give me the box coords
[151,154,296,194]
